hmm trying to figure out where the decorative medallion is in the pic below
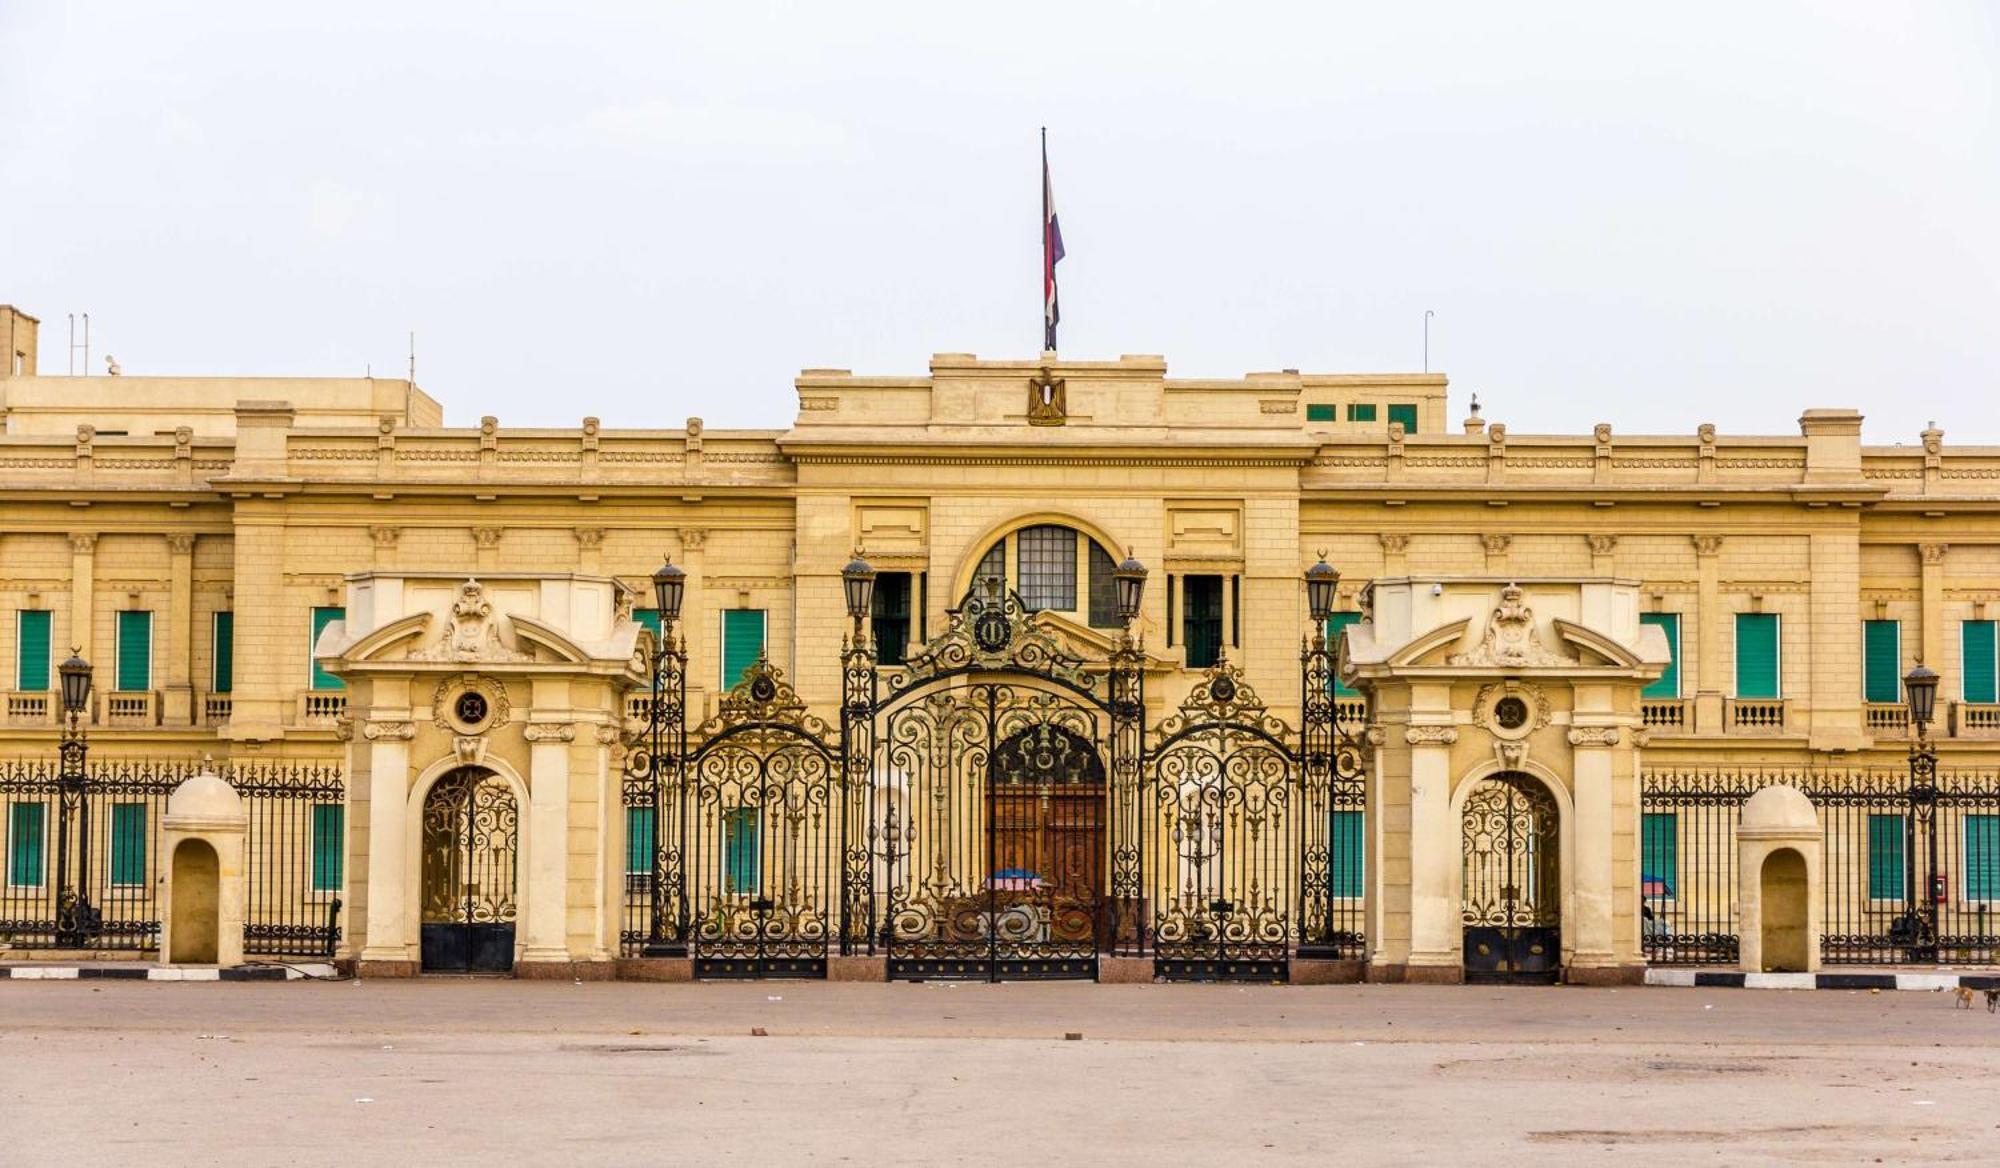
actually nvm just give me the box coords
[1027,366,1067,426]
[433,673,510,735]
[1471,680,1551,741]
[1447,584,1577,668]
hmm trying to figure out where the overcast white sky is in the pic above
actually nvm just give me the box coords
[2,2,1995,440]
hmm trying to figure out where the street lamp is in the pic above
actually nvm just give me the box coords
[1113,550,1148,627]
[1305,556,1339,625]
[842,553,876,633]
[1904,661,1939,741]
[651,558,686,628]
[54,651,95,946]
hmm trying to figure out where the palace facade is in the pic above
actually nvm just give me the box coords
[1,300,1995,984]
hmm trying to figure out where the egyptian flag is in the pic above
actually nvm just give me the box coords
[1042,131,1065,352]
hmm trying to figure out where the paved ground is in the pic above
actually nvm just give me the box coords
[5,979,1999,1166]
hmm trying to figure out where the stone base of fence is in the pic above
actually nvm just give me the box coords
[1096,956,1152,983]
[355,959,417,978]
[517,960,615,981]
[612,957,694,982]
[1291,958,1366,985]
[1565,963,1646,986]
[825,955,886,982]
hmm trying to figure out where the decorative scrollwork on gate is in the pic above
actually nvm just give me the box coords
[1460,774,1559,930]
[420,769,519,926]
[884,579,1097,699]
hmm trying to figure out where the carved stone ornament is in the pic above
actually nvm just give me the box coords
[1364,725,1387,747]
[1587,534,1618,556]
[431,673,511,733]
[1027,366,1067,426]
[1470,680,1553,740]
[332,715,354,742]
[1378,533,1410,554]
[523,722,575,744]
[1493,739,1528,771]
[1447,584,1577,668]
[415,579,531,663]
[1404,725,1460,746]
[363,720,416,742]
[594,724,621,746]
[1691,534,1724,557]
[1566,726,1621,747]
[453,735,487,765]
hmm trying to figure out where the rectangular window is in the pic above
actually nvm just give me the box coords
[1182,575,1224,669]
[625,805,655,877]
[1964,620,1998,704]
[109,803,146,887]
[634,608,662,638]
[1868,813,1905,900]
[720,609,766,690]
[1387,403,1418,434]
[309,607,344,690]
[1304,403,1336,422]
[724,807,760,894]
[1346,403,1377,422]
[1863,619,1900,704]
[975,542,1006,590]
[311,804,344,892]
[1329,810,1364,897]
[115,610,153,692]
[1328,612,1362,697]
[1640,613,1680,699]
[1230,575,1240,648]
[1165,576,1176,647]
[1967,815,2000,901]
[8,801,45,887]
[1641,812,1677,898]
[211,611,234,694]
[1085,541,1120,628]
[873,572,912,667]
[16,609,51,691]
[1017,526,1077,611]
[1734,613,1780,698]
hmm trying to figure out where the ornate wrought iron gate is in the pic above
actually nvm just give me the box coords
[420,767,519,973]
[1461,773,1560,982]
[844,582,1143,981]
[1144,664,1303,981]
[682,662,841,978]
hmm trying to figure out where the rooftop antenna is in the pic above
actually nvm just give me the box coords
[408,331,416,385]
[68,313,89,376]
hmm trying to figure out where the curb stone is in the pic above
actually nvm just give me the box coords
[0,963,335,982]
[1646,969,2000,991]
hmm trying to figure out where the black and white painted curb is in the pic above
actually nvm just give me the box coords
[0,963,336,981]
[1647,969,2000,992]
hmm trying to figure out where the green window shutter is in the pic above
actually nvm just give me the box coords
[1639,613,1680,699]
[634,608,662,638]
[720,609,765,690]
[109,803,147,886]
[1862,620,1900,704]
[1329,810,1365,897]
[16,609,50,691]
[724,806,760,894]
[626,806,655,876]
[211,612,234,694]
[311,804,344,892]
[1387,404,1418,434]
[115,611,152,692]
[1642,812,1677,897]
[1347,403,1377,422]
[1327,612,1362,697]
[1967,816,2000,901]
[309,607,345,690]
[9,801,45,887]
[1734,613,1780,698]
[1964,621,1998,705]
[1304,403,1335,422]
[1867,814,1905,900]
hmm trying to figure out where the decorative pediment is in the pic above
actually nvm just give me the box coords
[890,580,1096,695]
[411,579,533,664]
[690,656,837,746]
[1151,658,1294,746]
[1446,584,1577,668]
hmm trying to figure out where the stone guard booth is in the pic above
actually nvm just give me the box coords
[315,572,647,978]
[1344,577,1670,985]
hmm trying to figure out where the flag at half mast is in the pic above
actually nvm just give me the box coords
[1042,128,1065,352]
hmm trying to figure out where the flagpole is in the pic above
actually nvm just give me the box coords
[1042,126,1053,354]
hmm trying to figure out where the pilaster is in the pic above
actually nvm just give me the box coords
[1693,534,1723,734]
[163,533,195,725]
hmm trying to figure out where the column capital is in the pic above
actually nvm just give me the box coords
[166,533,196,556]
[1920,543,1949,566]
[68,532,97,555]
[1692,534,1724,557]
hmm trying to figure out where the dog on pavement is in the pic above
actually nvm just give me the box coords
[1951,986,2000,1011]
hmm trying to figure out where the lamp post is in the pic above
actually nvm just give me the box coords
[643,559,688,956]
[1902,661,1941,962]
[842,553,877,642]
[1299,556,1365,958]
[54,651,95,947]
[838,554,882,956]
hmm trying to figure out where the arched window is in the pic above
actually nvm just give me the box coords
[969,524,1122,628]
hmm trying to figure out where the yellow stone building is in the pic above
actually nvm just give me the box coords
[1,300,1995,984]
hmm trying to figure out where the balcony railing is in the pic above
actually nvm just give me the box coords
[1641,698,1689,732]
[1726,698,1787,734]
[103,691,159,726]
[297,690,347,725]
[1952,702,2000,738]
[4,690,54,726]
[1864,702,1909,737]
[203,694,233,726]
[1334,697,1368,731]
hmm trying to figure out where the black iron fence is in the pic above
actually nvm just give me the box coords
[0,757,345,957]
[1642,766,2000,966]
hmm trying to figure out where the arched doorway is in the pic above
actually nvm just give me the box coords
[420,767,520,973]
[1759,848,1810,972]
[168,839,221,964]
[1461,772,1561,983]
[989,721,1106,950]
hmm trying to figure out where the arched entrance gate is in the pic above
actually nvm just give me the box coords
[626,580,1365,982]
